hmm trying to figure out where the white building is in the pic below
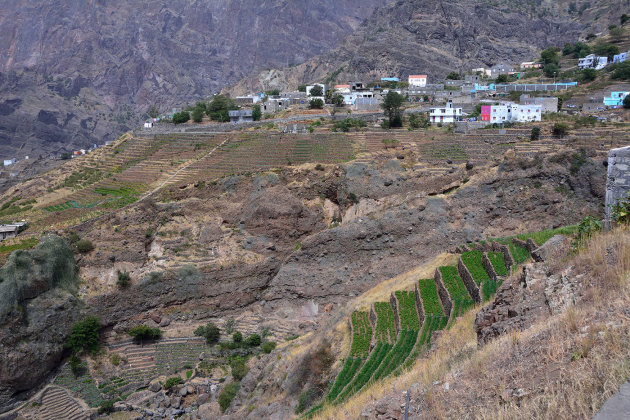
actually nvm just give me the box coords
[306,84,326,97]
[3,158,16,167]
[429,101,462,124]
[482,102,541,123]
[342,91,375,106]
[613,51,629,64]
[144,121,153,129]
[408,75,427,88]
[578,54,608,70]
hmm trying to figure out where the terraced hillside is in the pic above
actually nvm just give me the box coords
[303,227,574,417]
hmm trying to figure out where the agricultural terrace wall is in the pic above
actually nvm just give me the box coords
[433,268,453,319]
[481,252,498,282]
[369,306,378,344]
[605,146,630,223]
[492,243,514,273]
[413,283,426,328]
[457,258,482,303]
[512,238,531,252]
[390,293,401,335]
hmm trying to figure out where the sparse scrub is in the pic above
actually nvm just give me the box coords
[219,382,240,411]
[164,376,183,389]
[116,270,130,288]
[261,341,277,354]
[75,238,94,253]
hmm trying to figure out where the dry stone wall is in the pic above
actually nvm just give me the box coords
[606,146,630,222]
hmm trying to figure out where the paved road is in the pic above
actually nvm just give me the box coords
[593,381,630,420]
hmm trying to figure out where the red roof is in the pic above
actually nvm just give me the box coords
[409,75,427,78]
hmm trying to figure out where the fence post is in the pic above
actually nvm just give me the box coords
[404,389,410,420]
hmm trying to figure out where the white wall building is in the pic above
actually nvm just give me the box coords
[342,91,375,106]
[408,75,427,88]
[3,158,16,167]
[334,84,351,94]
[578,54,608,70]
[429,101,462,124]
[484,102,541,123]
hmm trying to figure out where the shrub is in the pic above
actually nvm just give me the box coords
[296,388,319,414]
[580,68,598,82]
[261,341,277,354]
[495,74,509,83]
[252,105,262,121]
[128,325,162,343]
[172,111,190,124]
[98,400,115,414]
[75,239,94,253]
[66,316,102,354]
[445,72,460,80]
[232,331,243,343]
[230,358,249,381]
[194,322,220,344]
[69,354,82,376]
[192,107,204,123]
[245,333,261,347]
[309,85,323,97]
[611,62,630,80]
[116,270,130,288]
[332,118,366,132]
[530,127,541,140]
[218,382,240,412]
[164,376,183,389]
[573,216,602,250]
[552,123,569,137]
[224,318,235,334]
[309,98,324,109]
[110,353,121,366]
[624,95,630,109]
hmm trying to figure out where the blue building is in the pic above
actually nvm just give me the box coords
[381,77,399,82]
[613,51,628,64]
[604,92,629,108]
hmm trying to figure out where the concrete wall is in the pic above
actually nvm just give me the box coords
[606,146,630,221]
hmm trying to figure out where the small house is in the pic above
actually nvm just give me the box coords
[490,63,515,78]
[334,84,351,94]
[381,77,399,83]
[306,84,326,97]
[613,52,629,64]
[520,62,542,70]
[429,101,462,124]
[144,121,153,129]
[0,222,27,241]
[604,92,629,108]
[520,94,559,113]
[228,109,253,123]
[3,158,16,167]
[408,75,427,88]
[578,54,608,70]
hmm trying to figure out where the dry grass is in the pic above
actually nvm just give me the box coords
[314,228,630,420]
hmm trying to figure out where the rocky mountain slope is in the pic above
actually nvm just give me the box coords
[228,0,627,94]
[0,0,389,160]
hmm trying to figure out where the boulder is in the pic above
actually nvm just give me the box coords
[531,234,570,263]
[149,382,162,392]
[197,393,210,405]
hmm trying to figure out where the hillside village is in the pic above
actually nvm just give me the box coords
[2,10,630,420]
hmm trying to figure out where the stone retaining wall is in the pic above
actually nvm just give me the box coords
[433,268,453,319]
[606,146,630,222]
[457,258,482,303]
[413,283,425,329]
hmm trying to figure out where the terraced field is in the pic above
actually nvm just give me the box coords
[303,231,559,417]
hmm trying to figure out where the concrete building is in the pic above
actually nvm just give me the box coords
[605,146,630,222]
[381,77,399,82]
[480,103,542,123]
[520,94,559,113]
[464,75,481,83]
[408,75,427,88]
[3,158,17,167]
[262,97,289,114]
[613,51,629,64]
[430,101,462,124]
[490,63,516,78]
[235,95,262,106]
[604,92,629,108]
[143,121,153,129]
[342,91,375,106]
[520,62,542,70]
[579,54,608,70]
[0,222,27,241]
[228,109,253,123]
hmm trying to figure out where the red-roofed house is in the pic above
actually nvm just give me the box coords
[408,75,427,88]
[334,84,351,94]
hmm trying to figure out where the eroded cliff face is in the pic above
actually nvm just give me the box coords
[0,0,389,159]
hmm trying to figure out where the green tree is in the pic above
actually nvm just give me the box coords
[580,68,598,82]
[540,47,560,65]
[495,74,509,83]
[309,85,323,97]
[172,111,190,124]
[232,331,243,343]
[230,358,249,380]
[192,107,204,123]
[622,14,629,25]
[309,98,324,109]
[207,95,237,121]
[218,382,240,412]
[69,354,82,376]
[332,93,344,107]
[194,322,220,344]
[128,325,162,344]
[445,72,460,80]
[298,85,307,92]
[552,123,569,137]
[624,95,630,109]
[66,316,102,354]
[245,333,261,347]
[265,89,280,96]
[593,43,620,59]
[381,91,404,128]
[543,63,561,78]
[611,62,630,80]
[252,105,262,121]
[408,113,420,129]
[148,106,159,119]
[261,341,277,353]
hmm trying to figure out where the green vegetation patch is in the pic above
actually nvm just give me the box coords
[509,243,531,265]
[515,225,577,247]
[416,279,448,349]
[373,302,396,344]
[324,357,363,402]
[488,252,508,277]
[439,266,474,319]
[461,250,491,285]
[395,290,420,331]
[0,238,39,255]
[335,342,392,403]
[58,167,105,190]
[371,330,418,382]
[349,311,372,358]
